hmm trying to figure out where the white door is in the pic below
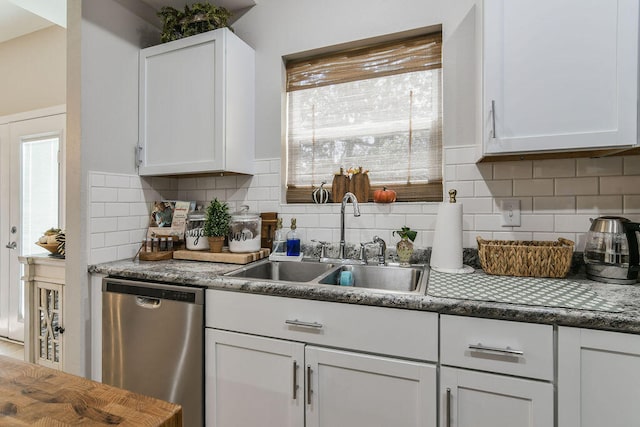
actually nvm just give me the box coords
[483,0,639,154]
[558,327,640,427]
[305,346,437,427]
[205,329,305,427]
[440,367,553,427]
[0,113,65,342]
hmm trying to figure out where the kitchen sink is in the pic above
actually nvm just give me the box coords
[228,260,335,282]
[226,259,428,294]
[316,264,425,293]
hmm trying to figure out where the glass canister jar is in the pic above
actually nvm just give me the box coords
[229,205,261,253]
[185,210,209,250]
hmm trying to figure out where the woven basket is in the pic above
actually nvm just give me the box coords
[477,237,574,278]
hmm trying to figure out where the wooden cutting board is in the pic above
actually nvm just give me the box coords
[172,248,270,264]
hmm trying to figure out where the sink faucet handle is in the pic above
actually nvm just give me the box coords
[372,236,387,266]
[311,240,330,258]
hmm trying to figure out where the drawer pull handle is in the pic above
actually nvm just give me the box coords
[285,319,323,329]
[468,343,524,356]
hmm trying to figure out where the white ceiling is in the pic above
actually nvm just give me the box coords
[0,0,255,44]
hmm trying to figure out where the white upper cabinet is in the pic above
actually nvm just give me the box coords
[483,0,639,156]
[138,28,255,176]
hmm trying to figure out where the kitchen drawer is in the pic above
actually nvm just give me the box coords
[440,314,553,381]
[206,289,438,361]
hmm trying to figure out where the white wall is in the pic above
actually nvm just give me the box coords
[0,25,66,116]
[66,0,159,376]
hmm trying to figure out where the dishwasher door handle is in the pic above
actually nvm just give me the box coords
[135,296,161,308]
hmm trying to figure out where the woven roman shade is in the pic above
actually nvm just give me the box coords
[286,32,443,203]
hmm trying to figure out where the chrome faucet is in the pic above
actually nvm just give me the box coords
[339,192,360,259]
[372,236,386,266]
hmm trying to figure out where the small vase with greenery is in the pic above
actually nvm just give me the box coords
[204,198,231,253]
[393,226,417,265]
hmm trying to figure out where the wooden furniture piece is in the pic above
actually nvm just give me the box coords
[19,255,65,370]
[0,354,182,426]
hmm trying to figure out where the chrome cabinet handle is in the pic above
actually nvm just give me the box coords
[468,343,524,356]
[491,100,497,139]
[293,361,298,400]
[306,365,312,405]
[285,319,323,329]
[5,241,16,249]
[446,388,452,427]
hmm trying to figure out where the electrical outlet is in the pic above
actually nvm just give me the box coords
[501,199,521,227]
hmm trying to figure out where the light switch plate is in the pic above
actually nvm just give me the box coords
[501,199,521,227]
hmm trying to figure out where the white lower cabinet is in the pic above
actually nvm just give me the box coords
[206,329,437,427]
[558,327,640,427]
[440,367,553,427]
[440,315,554,427]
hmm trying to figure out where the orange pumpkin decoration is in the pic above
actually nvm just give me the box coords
[373,187,396,203]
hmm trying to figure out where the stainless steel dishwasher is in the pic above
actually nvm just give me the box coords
[102,277,204,427]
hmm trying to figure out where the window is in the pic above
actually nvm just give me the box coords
[286,32,443,203]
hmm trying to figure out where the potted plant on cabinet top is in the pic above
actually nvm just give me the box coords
[203,198,231,253]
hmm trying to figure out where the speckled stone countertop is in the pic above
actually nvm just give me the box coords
[89,256,640,335]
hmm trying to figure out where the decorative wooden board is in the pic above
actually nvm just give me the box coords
[139,251,173,261]
[0,355,182,426]
[172,248,270,264]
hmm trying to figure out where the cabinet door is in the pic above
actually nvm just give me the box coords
[139,32,225,175]
[558,327,640,427]
[34,281,63,370]
[440,367,553,427]
[305,346,436,427]
[484,0,639,154]
[205,329,305,427]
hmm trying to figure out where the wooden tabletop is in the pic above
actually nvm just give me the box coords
[0,355,182,426]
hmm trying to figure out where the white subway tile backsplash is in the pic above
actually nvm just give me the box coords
[90,247,119,265]
[533,159,575,178]
[91,217,118,233]
[118,188,143,203]
[104,231,130,247]
[554,215,594,233]
[445,146,476,165]
[405,214,437,230]
[117,244,139,260]
[473,214,502,231]
[457,197,493,214]
[493,161,532,180]
[555,177,598,196]
[576,195,623,214]
[457,163,492,181]
[269,159,281,174]
[91,203,105,218]
[533,196,575,212]
[492,231,533,240]
[130,202,150,216]
[576,157,622,177]
[624,156,640,175]
[513,179,554,196]
[104,203,130,217]
[520,215,554,232]
[118,216,142,231]
[196,177,217,189]
[91,187,118,202]
[445,181,474,198]
[216,176,238,189]
[601,176,640,194]
[625,196,640,213]
[205,189,227,201]
[105,175,132,188]
[90,173,106,187]
[444,165,457,181]
[474,180,512,197]
[253,160,271,175]
[91,233,105,249]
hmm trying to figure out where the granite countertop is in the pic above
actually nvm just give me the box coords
[89,258,640,335]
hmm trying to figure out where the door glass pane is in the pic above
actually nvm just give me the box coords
[21,137,59,256]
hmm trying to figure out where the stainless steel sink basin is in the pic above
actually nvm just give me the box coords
[228,260,335,282]
[317,264,425,293]
[226,259,428,294]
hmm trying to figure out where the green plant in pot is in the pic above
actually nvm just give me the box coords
[158,3,232,43]
[203,198,231,253]
[393,226,417,265]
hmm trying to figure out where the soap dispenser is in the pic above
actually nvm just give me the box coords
[272,218,287,256]
[286,218,301,256]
